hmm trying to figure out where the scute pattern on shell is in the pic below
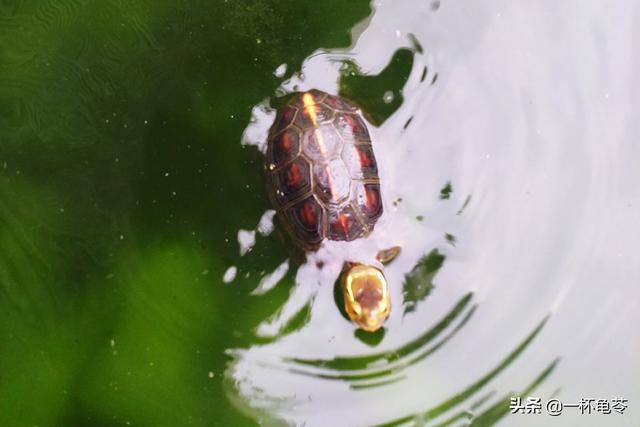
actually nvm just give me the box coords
[265,90,382,250]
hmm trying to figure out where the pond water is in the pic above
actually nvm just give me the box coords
[0,0,638,426]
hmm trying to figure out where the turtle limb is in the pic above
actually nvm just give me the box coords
[375,245,401,265]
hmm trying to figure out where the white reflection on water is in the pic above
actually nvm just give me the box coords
[229,0,640,426]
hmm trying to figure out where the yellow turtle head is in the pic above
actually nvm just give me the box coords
[341,264,390,332]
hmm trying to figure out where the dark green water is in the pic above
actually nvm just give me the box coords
[0,1,371,425]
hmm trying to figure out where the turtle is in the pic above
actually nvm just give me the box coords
[265,89,399,332]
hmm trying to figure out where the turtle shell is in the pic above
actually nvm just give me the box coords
[265,89,382,250]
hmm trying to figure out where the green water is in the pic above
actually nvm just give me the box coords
[0,1,371,425]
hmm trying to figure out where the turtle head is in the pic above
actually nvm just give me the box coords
[341,264,390,332]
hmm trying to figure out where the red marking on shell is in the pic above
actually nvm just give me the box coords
[342,143,378,180]
[355,182,383,221]
[300,200,317,227]
[358,146,373,167]
[274,158,311,206]
[365,185,381,214]
[345,115,358,132]
[285,196,324,247]
[286,162,301,187]
[345,114,367,139]
[337,214,350,235]
[269,128,300,165]
[281,132,292,150]
[328,206,365,241]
